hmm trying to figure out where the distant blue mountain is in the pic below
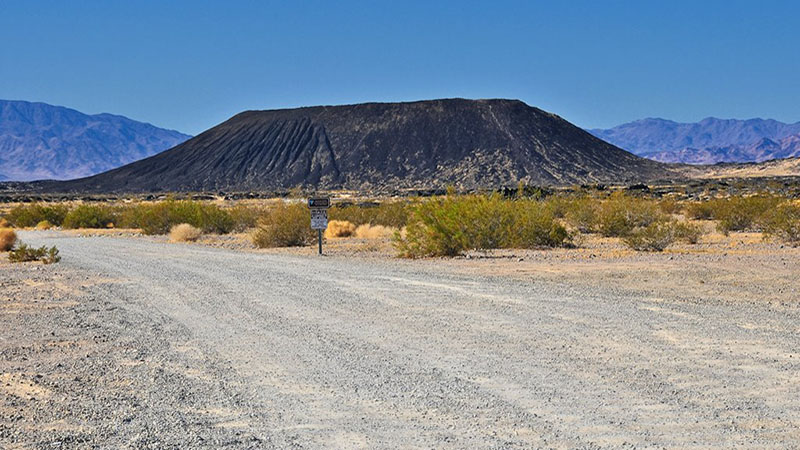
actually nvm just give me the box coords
[589,117,800,164]
[0,100,191,181]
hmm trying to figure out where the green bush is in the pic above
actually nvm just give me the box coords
[714,195,782,234]
[330,201,410,228]
[622,222,676,252]
[685,201,716,220]
[512,202,570,248]
[227,205,264,232]
[394,194,569,258]
[597,193,666,237]
[6,203,69,227]
[62,204,116,229]
[8,243,60,264]
[131,200,234,235]
[562,197,600,233]
[672,221,705,244]
[252,202,316,247]
[761,202,800,246]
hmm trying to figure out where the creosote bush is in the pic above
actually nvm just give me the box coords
[252,202,315,248]
[169,223,203,242]
[6,203,69,227]
[62,204,116,229]
[394,194,569,258]
[562,196,600,233]
[761,202,800,246]
[8,243,60,264]
[713,196,782,234]
[0,228,17,251]
[131,200,234,235]
[672,221,705,244]
[330,201,410,228]
[324,220,356,238]
[597,193,666,237]
[622,222,676,252]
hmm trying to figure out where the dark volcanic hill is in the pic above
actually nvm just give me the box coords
[50,99,671,192]
[0,100,191,181]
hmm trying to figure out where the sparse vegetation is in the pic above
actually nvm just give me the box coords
[6,203,69,227]
[8,243,61,264]
[0,228,17,251]
[761,202,800,246]
[62,204,116,229]
[561,196,600,233]
[330,201,410,228]
[252,202,315,248]
[131,200,235,235]
[713,195,782,234]
[394,194,569,258]
[324,220,356,238]
[622,221,676,252]
[354,224,397,239]
[169,223,203,242]
[596,193,666,237]
[672,221,705,244]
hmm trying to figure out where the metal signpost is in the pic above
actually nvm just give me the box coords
[308,197,330,255]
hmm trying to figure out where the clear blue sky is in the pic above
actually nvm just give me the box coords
[2,1,798,135]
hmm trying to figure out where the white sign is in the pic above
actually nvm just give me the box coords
[311,209,328,230]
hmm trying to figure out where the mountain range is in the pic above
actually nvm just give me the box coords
[589,118,800,164]
[0,100,190,181]
[44,98,670,193]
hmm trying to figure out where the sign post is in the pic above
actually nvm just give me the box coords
[308,197,330,255]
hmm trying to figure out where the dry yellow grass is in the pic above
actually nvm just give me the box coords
[35,220,53,230]
[354,224,397,239]
[169,223,202,242]
[0,228,17,251]
[324,220,356,238]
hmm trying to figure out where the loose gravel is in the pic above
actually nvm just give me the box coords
[1,231,799,448]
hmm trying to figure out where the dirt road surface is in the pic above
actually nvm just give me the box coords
[2,231,799,448]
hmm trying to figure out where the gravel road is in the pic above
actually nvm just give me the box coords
[3,231,799,448]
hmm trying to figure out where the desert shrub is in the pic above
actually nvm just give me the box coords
[761,202,800,246]
[169,223,203,242]
[330,201,410,227]
[62,204,116,229]
[133,200,234,235]
[511,201,570,249]
[714,196,782,234]
[658,197,683,215]
[0,218,9,228]
[35,220,53,230]
[563,197,600,233]
[622,222,676,252]
[252,202,315,247]
[394,194,568,257]
[324,220,356,238]
[597,193,666,237]
[6,203,69,227]
[354,224,397,239]
[8,243,60,264]
[0,228,17,251]
[227,205,263,232]
[685,200,717,220]
[672,221,705,244]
